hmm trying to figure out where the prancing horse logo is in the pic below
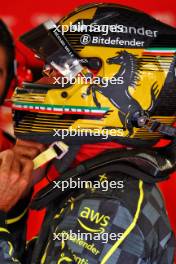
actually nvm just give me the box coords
[85,50,159,135]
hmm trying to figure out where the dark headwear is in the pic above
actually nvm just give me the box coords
[0,19,15,104]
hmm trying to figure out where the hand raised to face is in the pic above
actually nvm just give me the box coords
[0,149,34,212]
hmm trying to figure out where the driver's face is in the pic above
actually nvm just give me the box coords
[0,46,7,98]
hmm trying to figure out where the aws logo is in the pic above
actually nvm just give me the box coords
[77,207,110,233]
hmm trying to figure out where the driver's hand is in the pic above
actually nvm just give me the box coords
[0,149,34,212]
[13,139,45,160]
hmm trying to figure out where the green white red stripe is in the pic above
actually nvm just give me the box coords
[144,48,176,56]
[12,102,109,116]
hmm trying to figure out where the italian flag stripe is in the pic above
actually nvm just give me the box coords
[144,48,176,56]
[12,103,109,115]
